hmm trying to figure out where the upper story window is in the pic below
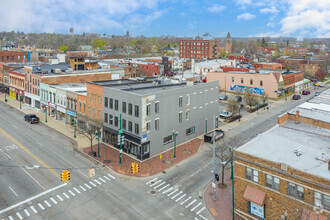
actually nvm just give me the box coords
[260,80,263,86]
[250,79,253,85]
[135,105,139,118]
[122,102,126,113]
[179,96,183,107]
[179,112,183,123]
[241,78,244,84]
[314,192,330,211]
[93,94,96,104]
[246,167,258,183]
[128,103,133,115]
[265,174,280,191]
[104,97,108,108]
[186,94,190,106]
[115,100,118,111]
[232,77,234,82]
[155,102,159,114]
[288,182,304,201]
[109,98,113,109]
[98,96,101,105]
[146,103,151,116]
[155,118,159,130]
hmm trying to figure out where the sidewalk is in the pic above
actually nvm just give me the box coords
[204,169,244,220]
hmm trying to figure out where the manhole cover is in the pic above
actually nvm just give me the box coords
[150,181,155,185]
[149,190,157,195]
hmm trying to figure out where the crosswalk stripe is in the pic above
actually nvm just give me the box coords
[185,199,196,208]
[191,202,202,212]
[16,212,23,220]
[69,190,75,196]
[57,195,64,201]
[149,180,162,187]
[38,203,45,210]
[30,206,38,214]
[194,218,199,220]
[162,187,173,194]
[89,181,97,187]
[158,184,170,192]
[180,196,192,205]
[44,200,51,207]
[199,214,208,220]
[175,193,186,202]
[24,209,30,217]
[103,175,110,181]
[196,207,206,215]
[73,187,81,194]
[94,179,101,185]
[79,185,86,192]
[50,197,57,204]
[108,174,116,179]
[63,192,70,199]
[171,191,182,199]
[167,189,178,197]
[84,183,92,189]
[154,182,166,189]
[99,177,106,183]
[8,216,14,220]
[146,177,158,185]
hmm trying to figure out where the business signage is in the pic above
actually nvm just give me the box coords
[250,202,265,219]
[48,102,56,108]
[67,111,76,117]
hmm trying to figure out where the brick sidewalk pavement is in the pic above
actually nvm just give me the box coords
[204,169,244,220]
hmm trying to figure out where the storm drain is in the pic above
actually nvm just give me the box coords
[149,190,157,195]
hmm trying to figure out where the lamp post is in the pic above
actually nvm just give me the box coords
[238,106,241,122]
[119,114,123,164]
[20,96,22,109]
[212,135,216,200]
[231,152,235,220]
[74,117,77,138]
[44,106,47,123]
[4,88,7,102]
[172,130,178,158]
[96,130,101,158]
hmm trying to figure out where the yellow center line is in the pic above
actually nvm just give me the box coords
[0,127,62,180]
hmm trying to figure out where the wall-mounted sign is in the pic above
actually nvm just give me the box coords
[250,202,265,219]
[67,111,76,117]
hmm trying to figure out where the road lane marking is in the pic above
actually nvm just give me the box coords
[63,193,70,199]
[9,186,18,197]
[191,202,202,212]
[0,149,12,160]
[167,189,178,197]
[24,209,30,217]
[108,174,116,179]
[99,177,106,183]
[158,184,170,192]
[199,214,208,220]
[79,185,86,192]
[8,216,14,220]
[146,177,158,185]
[94,179,101,185]
[89,181,97,187]
[56,195,63,201]
[0,183,67,214]
[73,187,81,194]
[175,194,186,202]
[162,187,173,194]
[154,182,166,189]
[180,196,192,205]
[84,183,91,189]
[171,191,182,199]
[194,218,199,220]
[44,200,51,207]
[68,190,75,196]
[149,180,162,187]
[196,207,206,215]
[30,206,37,214]
[186,199,196,208]
[16,212,23,220]
[37,203,45,210]
[19,166,45,190]
[50,197,57,204]
[103,176,110,181]
[0,127,61,179]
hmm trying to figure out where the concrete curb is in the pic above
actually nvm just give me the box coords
[203,180,215,220]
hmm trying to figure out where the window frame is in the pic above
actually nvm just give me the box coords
[163,134,173,145]
[155,118,159,130]
[288,182,304,201]
[246,167,259,183]
[265,174,280,191]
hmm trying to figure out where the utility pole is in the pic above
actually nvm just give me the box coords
[96,130,101,158]
[119,114,123,164]
[212,135,216,200]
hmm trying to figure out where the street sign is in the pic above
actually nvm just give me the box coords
[212,183,216,188]
[89,168,95,177]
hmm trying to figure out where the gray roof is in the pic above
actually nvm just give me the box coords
[30,64,70,74]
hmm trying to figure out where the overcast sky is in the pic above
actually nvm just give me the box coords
[0,0,329,38]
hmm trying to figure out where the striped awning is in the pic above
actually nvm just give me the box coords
[243,185,266,206]
[301,208,328,220]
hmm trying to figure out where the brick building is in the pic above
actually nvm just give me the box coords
[228,53,246,62]
[69,57,98,71]
[253,62,283,71]
[234,90,330,220]
[283,47,307,56]
[0,51,28,63]
[276,57,305,70]
[127,61,160,77]
[299,63,320,74]
[9,68,25,101]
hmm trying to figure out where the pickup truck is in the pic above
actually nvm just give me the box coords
[204,129,225,143]
[220,110,232,118]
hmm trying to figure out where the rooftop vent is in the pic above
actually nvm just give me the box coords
[294,146,302,156]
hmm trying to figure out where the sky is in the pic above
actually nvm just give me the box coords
[0,0,329,38]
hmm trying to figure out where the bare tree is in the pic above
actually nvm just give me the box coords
[260,93,269,108]
[79,120,102,154]
[243,91,259,109]
[227,98,240,116]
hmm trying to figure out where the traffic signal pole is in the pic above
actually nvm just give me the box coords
[212,135,216,200]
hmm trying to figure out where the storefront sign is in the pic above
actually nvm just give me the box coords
[142,134,147,143]
[57,106,66,113]
[250,202,265,219]
[67,111,76,117]
[48,102,56,108]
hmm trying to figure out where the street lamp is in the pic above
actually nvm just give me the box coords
[172,130,178,158]
[74,117,77,138]
[119,114,123,164]
[238,106,241,122]
[20,96,22,109]
[4,88,7,102]
[44,106,47,123]
[212,134,216,200]
[96,130,101,158]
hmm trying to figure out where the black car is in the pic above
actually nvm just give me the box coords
[234,96,242,102]
[292,94,301,100]
[24,114,39,124]
[219,95,228,101]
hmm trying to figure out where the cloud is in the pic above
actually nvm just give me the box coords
[235,0,252,5]
[280,0,330,36]
[0,0,164,34]
[237,13,256,20]
[207,4,226,13]
[260,7,279,13]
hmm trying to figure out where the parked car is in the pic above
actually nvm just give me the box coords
[234,96,242,102]
[302,90,310,95]
[24,114,39,124]
[292,94,301,100]
[220,110,232,118]
[219,95,228,101]
[315,92,321,96]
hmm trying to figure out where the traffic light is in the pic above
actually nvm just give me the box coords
[135,163,139,173]
[67,170,70,180]
[215,173,219,181]
[61,170,66,181]
[131,163,136,174]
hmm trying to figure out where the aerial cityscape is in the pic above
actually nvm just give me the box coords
[0,0,329,220]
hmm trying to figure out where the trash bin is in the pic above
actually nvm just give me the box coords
[93,151,97,157]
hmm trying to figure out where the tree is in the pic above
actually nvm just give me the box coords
[304,70,314,79]
[216,140,233,187]
[79,120,102,154]
[59,44,68,52]
[315,68,327,80]
[219,51,226,58]
[227,98,240,116]
[243,91,258,109]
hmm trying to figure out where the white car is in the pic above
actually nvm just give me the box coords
[220,110,232,118]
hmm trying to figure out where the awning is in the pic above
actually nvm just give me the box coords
[243,185,266,206]
[301,208,328,220]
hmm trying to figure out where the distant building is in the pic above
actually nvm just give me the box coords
[283,47,307,56]
[228,53,246,62]
[0,51,28,63]
[253,62,283,71]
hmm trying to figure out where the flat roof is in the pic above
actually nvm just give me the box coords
[51,83,86,92]
[236,122,330,180]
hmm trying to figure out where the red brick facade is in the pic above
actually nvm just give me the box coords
[0,51,28,63]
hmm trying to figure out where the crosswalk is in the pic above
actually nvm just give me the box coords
[1,174,116,220]
[146,177,208,220]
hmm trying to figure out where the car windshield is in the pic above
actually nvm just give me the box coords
[30,115,37,118]
[221,110,228,114]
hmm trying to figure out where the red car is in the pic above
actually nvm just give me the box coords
[302,90,310,95]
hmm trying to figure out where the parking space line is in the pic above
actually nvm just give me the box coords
[149,180,162,187]
[199,214,208,220]
[108,174,116,179]
[146,177,158,185]
[8,216,14,220]
[73,187,81,194]
[175,194,186,202]
[103,176,110,181]
[162,187,173,194]
[94,179,101,185]
[16,212,23,220]
[171,191,182,199]
[180,196,192,205]
[63,192,70,199]
[158,184,170,192]
[30,206,37,214]
[89,181,97,187]
[56,195,63,201]
[24,209,30,217]
[37,203,45,210]
[99,177,106,183]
